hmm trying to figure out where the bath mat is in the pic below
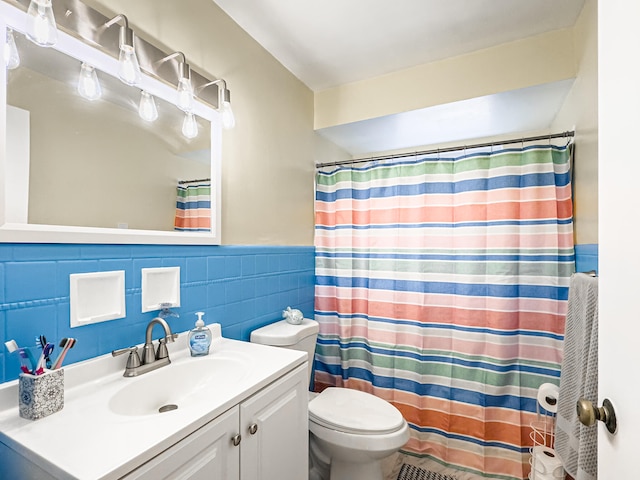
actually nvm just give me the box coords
[397,463,458,480]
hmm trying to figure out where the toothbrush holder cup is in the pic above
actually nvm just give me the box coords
[18,369,64,420]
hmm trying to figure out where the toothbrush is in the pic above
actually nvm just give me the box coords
[36,335,54,369]
[23,347,38,373]
[52,338,76,370]
[34,343,54,375]
[5,340,36,373]
[20,349,36,374]
[4,339,19,354]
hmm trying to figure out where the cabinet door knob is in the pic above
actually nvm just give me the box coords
[576,397,617,434]
[248,423,258,435]
[231,434,242,446]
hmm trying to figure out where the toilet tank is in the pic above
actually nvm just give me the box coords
[250,318,319,385]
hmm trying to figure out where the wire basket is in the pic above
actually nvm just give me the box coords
[528,401,564,480]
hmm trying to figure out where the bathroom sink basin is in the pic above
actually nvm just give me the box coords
[108,355,248,416]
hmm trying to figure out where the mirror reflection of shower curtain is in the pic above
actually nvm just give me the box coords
[174,181,211,232]
[314,145,574,480]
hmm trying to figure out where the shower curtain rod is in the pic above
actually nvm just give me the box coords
[315,130,575,169]
[178,178,211,185]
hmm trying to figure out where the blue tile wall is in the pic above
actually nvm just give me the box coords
[0,244,315,384]
[575,244,598,275]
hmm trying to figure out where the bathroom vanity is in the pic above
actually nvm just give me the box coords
[0,325,309,479]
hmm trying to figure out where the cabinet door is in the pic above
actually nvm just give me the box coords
[123,406,240,480]
[240,364,308,480]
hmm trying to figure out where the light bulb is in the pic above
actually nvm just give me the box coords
[138,91,158,122]
[221,100,235,129]
[26,0,58,47]
[77,63,102,101]
[118,44,141,85]
[4,29,20,70]
[182,112,198,139]
[176,77,193,112]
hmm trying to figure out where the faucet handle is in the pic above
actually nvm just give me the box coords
[156,338,169,360]
[166,333,178,342]
[112,346,142,371]
[112,345,138,357]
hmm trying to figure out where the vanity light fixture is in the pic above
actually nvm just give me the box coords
[4,28,20,70]
[158,51,193,112]
[77,63,102,101]
[138,90,158,122]
[182,112,198,139]
[26,0,58,47]
[198,78,235,129]
[104,14,141,86]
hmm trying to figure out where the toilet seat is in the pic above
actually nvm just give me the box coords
[309,387,405,435]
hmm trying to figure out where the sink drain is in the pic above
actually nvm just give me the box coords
[159,404,178,413]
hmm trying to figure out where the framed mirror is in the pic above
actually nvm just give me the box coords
[0,2,222,244]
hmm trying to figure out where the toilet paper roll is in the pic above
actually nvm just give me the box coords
[536,383,560,413]
[531,446,564,479]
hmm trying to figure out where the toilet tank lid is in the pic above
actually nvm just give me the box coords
[250,318,319,346]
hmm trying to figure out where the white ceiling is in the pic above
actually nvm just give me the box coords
[212,0,585,91]
[212,0,586,155]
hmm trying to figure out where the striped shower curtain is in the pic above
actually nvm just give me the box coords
[314,145,574,480]
[174,181,211,232]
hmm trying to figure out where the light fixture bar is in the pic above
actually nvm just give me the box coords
[1,0,221,109]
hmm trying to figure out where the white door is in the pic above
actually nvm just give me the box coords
[598,0,640,476]
[240,364,309,480]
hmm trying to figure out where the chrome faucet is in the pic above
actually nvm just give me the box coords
[112,317,178,377]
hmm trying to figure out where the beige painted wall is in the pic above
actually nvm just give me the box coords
[85,0,347,246]
[315,2,597,244]
[551,0,598,244]
[80,0,595,246]
[315,29,577,130]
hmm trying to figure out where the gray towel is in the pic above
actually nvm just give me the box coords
[554,272,598,480]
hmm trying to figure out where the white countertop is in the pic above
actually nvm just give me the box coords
[0,324,306,479]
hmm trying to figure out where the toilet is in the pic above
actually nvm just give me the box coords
[250,318,410,480]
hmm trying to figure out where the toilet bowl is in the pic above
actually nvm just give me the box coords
[308,387,410,480]
[250,319,410,480]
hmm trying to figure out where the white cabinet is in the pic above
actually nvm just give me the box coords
[123,407,240,480]
[124,364,308,480]
[240,363,308,480]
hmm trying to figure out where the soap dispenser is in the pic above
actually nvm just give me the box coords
[188,312,212,357]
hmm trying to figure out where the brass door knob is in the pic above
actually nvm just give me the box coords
[576,398,617,434]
